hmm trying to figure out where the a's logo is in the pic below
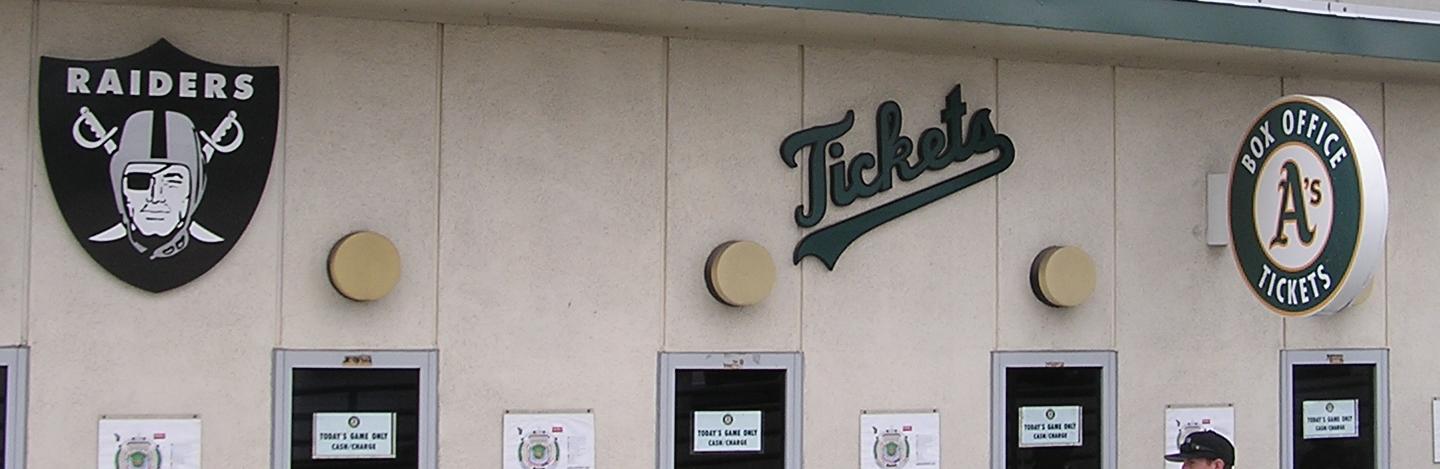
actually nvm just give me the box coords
[39,39,278,293]
[1229,95,1387,317]
[348,416,361,428]
[722,414,734,426]
[780,84,1014,269]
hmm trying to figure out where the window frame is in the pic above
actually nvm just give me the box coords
[657,352,803,469]
[990,350,1117,469]
[0,347,26,469]
[1280,348,1389,469]
[271,349,437,469]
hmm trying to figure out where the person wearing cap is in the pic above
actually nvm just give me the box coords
[1164,430,1235,469]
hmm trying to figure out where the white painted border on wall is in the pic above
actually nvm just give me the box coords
[0,347,26,469]
[657,352,803,469]
[1192,0,1440,25]
[1280,348,1389,469]
[271,349,437,469]
[990,351,1117,469]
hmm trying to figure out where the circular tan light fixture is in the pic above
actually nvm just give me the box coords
[705,240,777,307]
[1030,245,1096,308]
[328,231,401,302]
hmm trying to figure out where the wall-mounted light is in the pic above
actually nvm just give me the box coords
[1030,245,1096,308]
[705,241,776,307]
[1207,173,1230,246]
[328,231,401,302]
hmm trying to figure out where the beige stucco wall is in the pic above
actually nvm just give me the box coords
[1380,82,1440,469]
[3,1,1434,468]
[799,47,999,469]
[1114,68,1285,469]
[24,3,285,469]
[436,25,666,468]
[281,14,440,348]
[996,60,1115,351]
[0,0,32,346]
[665,38,803,353]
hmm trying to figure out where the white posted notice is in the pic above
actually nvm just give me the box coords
[693,411,762,453]
[503,412,595,469]
[1018,406,1082,448]
[312,412,397,459]
[1164,405,1234,469]
[1301,399,1359,439]
[859,412,940,468]
[97,417,202,469]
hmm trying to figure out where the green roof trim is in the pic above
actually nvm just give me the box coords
[694,0,1440,63]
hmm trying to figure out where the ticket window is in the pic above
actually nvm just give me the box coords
[271,350,437,469]
[1281,349,1389,469]
[991,351,1116,469]
[658,353,802,469]
[0,347,26,469]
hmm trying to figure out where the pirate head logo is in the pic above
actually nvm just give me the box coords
[39,39,278,292]
[81,108,239,257]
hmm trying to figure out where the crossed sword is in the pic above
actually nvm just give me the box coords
[71,107,245,244]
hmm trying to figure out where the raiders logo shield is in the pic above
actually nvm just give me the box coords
[38,39,278,293]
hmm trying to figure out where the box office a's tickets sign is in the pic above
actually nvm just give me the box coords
[1301,399,1359,439]
[693,410,763,453]
[860,412,940,468]
[1164,406,1234,469]
[312,412,396,459]
[97,417,201,469]
[1018,406,1082,448]
[1228,95,1387,317]
[503,413,595,469]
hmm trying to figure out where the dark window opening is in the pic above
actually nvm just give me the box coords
[290,368,420,469]
[1005,367,1103,469]
[673,369,786,469]
[1292,364,1377,469]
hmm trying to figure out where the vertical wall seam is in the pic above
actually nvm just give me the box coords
[661,36,670,351]
[993,58,1000,350]
[431,24,446,469]
[797,44,805,353]
[23,0,39,346]
[1111,65,1118,351]
[276,13,291,347]
[433,23,444,348]
[1381,81,1389,348]
[1277,76,1286,349]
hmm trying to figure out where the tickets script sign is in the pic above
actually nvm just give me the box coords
[780,85,1014,269]
[38,39,279,293]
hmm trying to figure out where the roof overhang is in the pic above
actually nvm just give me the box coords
[63,0,1440,83]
